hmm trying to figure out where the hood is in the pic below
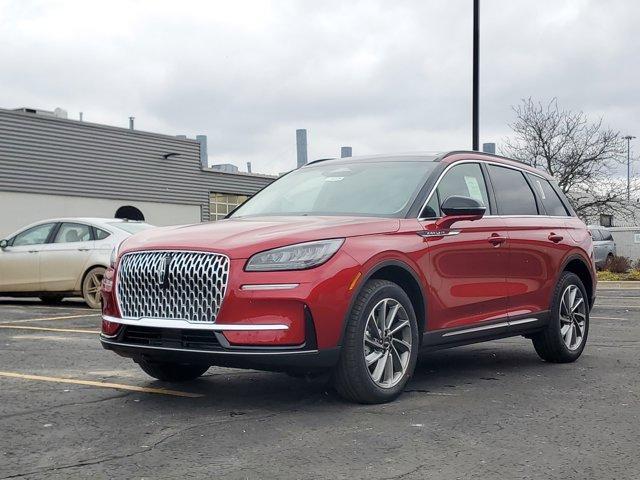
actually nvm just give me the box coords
[120,216,400,259]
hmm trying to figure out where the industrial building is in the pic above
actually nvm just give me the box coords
[0,107,275,237]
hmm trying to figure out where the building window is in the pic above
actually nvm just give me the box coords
[600,214,613,228]
[209,192,249,221]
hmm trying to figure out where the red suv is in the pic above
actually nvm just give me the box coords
[101,151,595,404]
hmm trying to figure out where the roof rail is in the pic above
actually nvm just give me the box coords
[439,150,528,166]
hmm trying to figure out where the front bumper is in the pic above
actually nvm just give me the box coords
[100,314,341,371]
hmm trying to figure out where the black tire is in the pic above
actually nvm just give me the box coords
[532,272,589,363]
[137,359,209,382]
[333,279,419,404]
[40,294,65,305]
[604,253,614,269]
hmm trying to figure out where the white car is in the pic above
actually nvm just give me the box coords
[0,218,154,308]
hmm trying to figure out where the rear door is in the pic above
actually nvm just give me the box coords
[589,229,604,265]
[420,161,509,331]
[488,165,570,319]
[39,222,95,291]
[0,223,56,291]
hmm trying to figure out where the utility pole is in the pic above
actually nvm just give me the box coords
[624,135,636,200]
[472,0,480,151]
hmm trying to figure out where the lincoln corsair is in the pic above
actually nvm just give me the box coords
[100,151,595,404]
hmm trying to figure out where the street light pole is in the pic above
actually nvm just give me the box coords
[624,135,636,200]
[472,0,480,151]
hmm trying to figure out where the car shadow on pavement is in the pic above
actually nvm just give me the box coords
[132,342,547,410]
[0,298,91,309]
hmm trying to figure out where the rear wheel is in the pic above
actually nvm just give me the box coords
[82,266,105,309]
[532,272,589,363]
[333,279,419,404]
[137,359,209,382]
[39,294,65,305]
[604,253,614,269]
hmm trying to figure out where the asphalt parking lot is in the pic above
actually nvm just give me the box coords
[0,287,639,480]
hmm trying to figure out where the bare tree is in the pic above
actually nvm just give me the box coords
[501,98,632,222]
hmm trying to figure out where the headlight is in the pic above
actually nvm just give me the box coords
[245,239,344,271]
[110,243,121,268]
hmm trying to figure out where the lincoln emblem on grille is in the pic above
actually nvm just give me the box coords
[159,253,173,289]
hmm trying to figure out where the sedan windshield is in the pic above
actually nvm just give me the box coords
[231,160,437,218]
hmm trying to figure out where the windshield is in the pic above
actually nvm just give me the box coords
[231,160,437,218]
[108,222,154,234]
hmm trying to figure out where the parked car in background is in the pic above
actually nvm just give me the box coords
[101,151,595,404]
[0,218,154,308]
[588,225,616,269]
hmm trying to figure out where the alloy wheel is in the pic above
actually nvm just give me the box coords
[363,298,412,388]
[85,269,104,307]
[559,284,586,351]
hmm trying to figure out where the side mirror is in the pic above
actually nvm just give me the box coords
[0,239,7,249]
[435,196,486,229]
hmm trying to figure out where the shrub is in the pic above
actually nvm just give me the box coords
[606,255,631,274]
[633,258,640,271]
[597,270,620,281]
[625,270,640,281]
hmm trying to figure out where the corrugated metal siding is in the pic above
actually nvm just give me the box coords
[0,108,274,221]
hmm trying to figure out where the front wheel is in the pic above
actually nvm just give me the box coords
[333,279,419,404]
[137,359,209,382]
[532,272,589,363]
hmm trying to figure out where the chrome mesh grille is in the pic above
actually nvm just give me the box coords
[116,251,229,323]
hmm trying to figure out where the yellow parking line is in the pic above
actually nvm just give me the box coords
[0,371,204,398]
[0,313,100,325]
[0,325,99,334]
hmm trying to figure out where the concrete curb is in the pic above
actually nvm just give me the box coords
[597,281,640,290]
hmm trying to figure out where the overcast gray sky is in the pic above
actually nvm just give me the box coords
[1,0,638,175]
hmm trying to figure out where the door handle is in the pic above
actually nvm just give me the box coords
[488,234,507,246]
[78,248,90,251]
[28,250,38,253]
[548,233,564,243]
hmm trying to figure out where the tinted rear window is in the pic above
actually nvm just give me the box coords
[528,175,569,216]
[488,165,538,215]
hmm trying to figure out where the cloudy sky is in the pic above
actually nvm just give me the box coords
[1,0,638,175]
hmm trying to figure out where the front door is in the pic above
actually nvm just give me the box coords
[0,223,57,292]
[420,162,509,331]
[39,222,94,291]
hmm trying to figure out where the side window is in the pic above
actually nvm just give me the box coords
[488,165,538,215]
[422,190,440,218]
[94,228,111,240]
[528,174,569,216]
[602,230,613,241]
[54,223,92,243]
[429,163,490,215]
[12,223,56,247]
[589,229,603,241]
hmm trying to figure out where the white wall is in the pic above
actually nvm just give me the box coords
[1,191,202,238]
[609,227,640,262]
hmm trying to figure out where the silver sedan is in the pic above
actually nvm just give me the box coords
[0,218,154,308]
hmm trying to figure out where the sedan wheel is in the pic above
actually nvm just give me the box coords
[82,267,105,309]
